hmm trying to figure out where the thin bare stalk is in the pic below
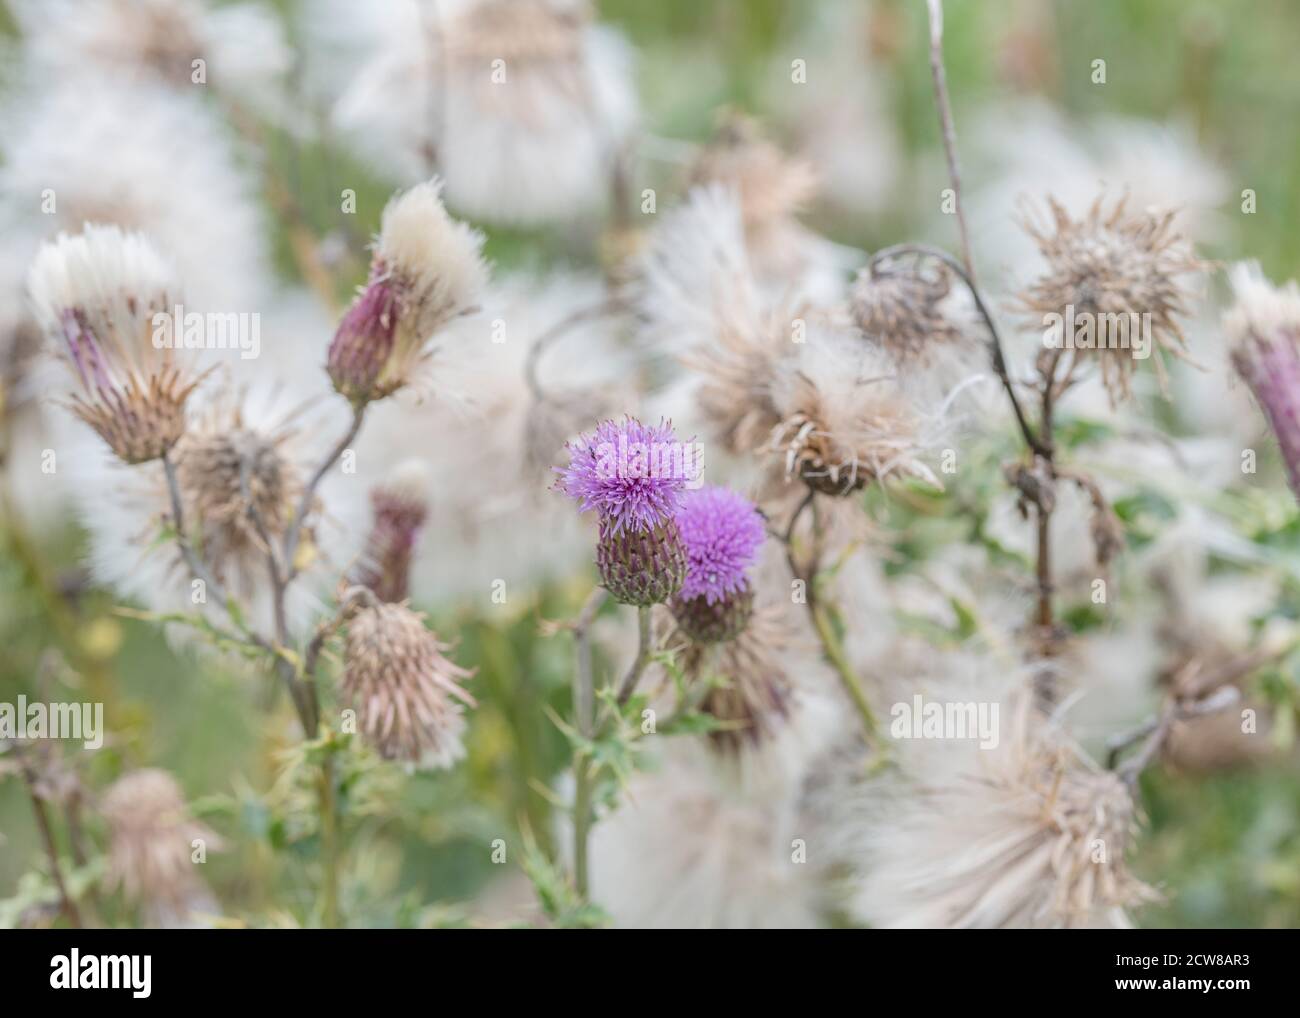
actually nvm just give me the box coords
[524,299,627,403]
[615,605,653,706]
[926,0,976,283]
[283,403,366,583]
[19,760,80,928]
[784,489,879,742]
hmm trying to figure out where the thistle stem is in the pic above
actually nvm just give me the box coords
[569,587,607,898]
[784,489,879,742]
[318,755,341,927]
[616,605,653,706]
[19,759,81,928]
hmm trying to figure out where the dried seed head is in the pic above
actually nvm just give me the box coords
[447,0,588,65]
[1225,263,1300,502]
[857,690,1156,928]
[328,180,486,403]
[26,224,198,463]
[342,602,476,770]
[689,110,817,240]
[172,421,302,591]
[768,332,936,496]
[685,313,788,458]
[850,258,964,364]
[101,768,220,909]
[349,460,431,603]
[1017,194,1202,402]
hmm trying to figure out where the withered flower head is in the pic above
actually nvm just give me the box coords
[850,257,964,364]
[171,409,304,592]
[688,110,818,239]
[768,329,937,496]
[101,768,220,910]
[342,602,476,770]
[856,690,1156,928]
[26,224,199,464]
[1017,194,1202,402]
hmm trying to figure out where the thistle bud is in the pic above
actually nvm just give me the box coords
[596,517,687,606]
[349,460,430,602]
[1226,263,1300,501]
[328,180,486,404]
[26,224,198,464]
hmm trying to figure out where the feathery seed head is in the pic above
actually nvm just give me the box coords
[328,180,486,403]
[101,768,220,909]
[27,224,197,463]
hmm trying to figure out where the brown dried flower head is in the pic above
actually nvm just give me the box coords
[172,410,304,591]
[689,110,818,247]
[101,768,220,910]
[850,258,964,364]
[768,331,937,496]
[342,602,476,770]
[1017,194,1202,401]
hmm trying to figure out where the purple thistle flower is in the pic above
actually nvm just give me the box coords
[555,416,699,533]
[675,485,764,604]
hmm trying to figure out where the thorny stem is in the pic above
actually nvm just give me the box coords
[167,396,368,928]
[569,587,607,899]
[318,756,341,927]
[18,759,81,928]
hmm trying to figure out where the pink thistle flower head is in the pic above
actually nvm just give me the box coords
[556,416,700,533]
[675,485,764,604]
